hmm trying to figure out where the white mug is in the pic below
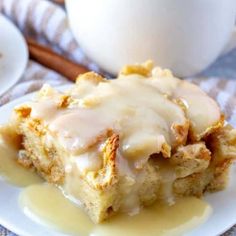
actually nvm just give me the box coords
[66,0,236,77]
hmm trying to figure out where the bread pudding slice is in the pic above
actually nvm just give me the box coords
[6,62,236,223]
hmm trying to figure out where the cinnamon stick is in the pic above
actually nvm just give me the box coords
[53,0,65,4]
[26,38,89,82]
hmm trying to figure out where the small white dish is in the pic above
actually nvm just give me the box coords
[0,14,28,96]
[0,86,236,236]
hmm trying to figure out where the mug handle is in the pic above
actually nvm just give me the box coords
[221,26,236,55]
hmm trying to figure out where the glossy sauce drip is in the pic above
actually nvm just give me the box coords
[20,184,212,236]
[147,70,221,139]
[0,135,42,187]
[157,158,177,204]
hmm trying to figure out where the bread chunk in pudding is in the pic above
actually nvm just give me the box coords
[6,61,236,223]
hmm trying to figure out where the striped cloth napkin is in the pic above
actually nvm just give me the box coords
[0,0,236,235]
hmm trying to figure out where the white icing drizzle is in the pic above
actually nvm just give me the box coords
[28,77,188,165]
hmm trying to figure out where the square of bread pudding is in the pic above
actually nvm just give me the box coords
[6,61,236,223]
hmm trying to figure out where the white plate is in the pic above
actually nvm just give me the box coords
[0,85,236,236]
[0,14,28,96]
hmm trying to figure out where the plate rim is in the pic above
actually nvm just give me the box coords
[0,14,29,96]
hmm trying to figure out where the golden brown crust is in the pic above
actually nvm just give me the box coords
[171,120,190,148]
[57,95,72,109]
[76,72,106,84]
[189,114,225,142]
[14,106,32,119]
[120,61,153,77]
[161,143,171,158]
[88,133,119,190]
